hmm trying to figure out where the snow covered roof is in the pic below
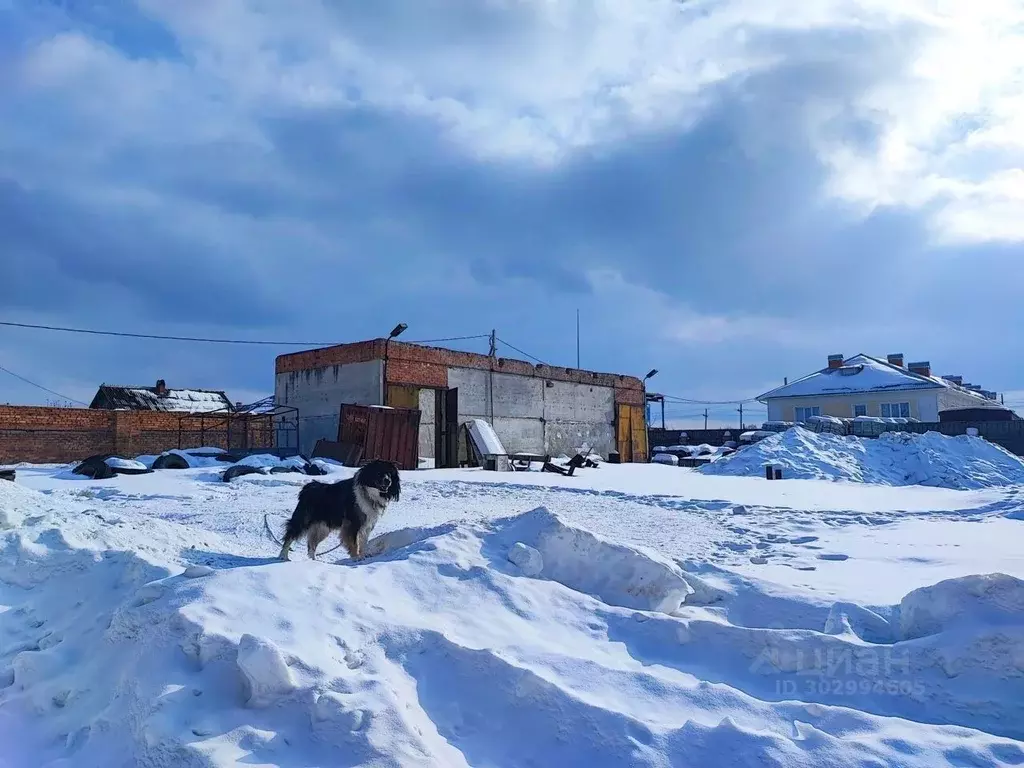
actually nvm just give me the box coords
[758,354,994,404]
[89,384,233,413]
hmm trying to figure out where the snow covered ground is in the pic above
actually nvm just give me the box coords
[2,457,1024,766]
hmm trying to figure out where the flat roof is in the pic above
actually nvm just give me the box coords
[275,339,645,391]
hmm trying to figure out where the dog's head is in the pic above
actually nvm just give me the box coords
[358,459,401,501]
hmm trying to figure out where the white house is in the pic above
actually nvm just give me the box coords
[758,353,1001,423]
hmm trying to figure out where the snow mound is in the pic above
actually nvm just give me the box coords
[700,427,1024,489]
[899,573,1024,640]
[490,507,695,614]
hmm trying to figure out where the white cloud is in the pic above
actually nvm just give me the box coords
[813,1,1024,244]
[6,0,1022,241]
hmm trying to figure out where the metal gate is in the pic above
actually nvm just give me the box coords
[338,403,421,470]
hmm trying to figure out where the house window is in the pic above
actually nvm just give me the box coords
[853,404,867,417]
[880,402,911,418]
[794,406,821,422]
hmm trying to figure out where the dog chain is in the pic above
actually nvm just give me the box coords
[262,513,345,557]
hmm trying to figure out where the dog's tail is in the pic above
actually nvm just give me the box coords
[263,514,283,545]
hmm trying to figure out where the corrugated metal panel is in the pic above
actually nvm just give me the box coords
[616,403,649,463]
[338,404,421,470]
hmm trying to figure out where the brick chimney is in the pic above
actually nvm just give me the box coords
[154,379,168,396]
[887,353,905,368]
[908,361,931,378]
[827,354,844,369]
[942,375,963,386]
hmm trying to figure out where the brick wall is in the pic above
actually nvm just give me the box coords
[0,406,273,465]
[276,339,646,394]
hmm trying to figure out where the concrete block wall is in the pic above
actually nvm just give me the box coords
[543,379,616,457]
[448,366,616,457]
[275,360,383,456]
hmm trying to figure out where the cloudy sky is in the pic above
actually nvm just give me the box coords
[2,0,1022,426]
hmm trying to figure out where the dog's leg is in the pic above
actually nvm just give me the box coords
[306,523,330,560]
[354,525,373,561]
[278,535,296,561]
[340,524,360,560]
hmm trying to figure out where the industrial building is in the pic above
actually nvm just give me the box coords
[274,339,649,466]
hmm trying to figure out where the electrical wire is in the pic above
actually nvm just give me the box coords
[0,320,488,348]
[0,364,89,406]
[495,337,547,365]
[661,393,764,406]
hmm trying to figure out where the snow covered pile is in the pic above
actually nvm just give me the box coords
[3,475,1024,767]
[701,427,1024,489]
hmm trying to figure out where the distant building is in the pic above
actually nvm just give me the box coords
[758,353,1003,423]
[274,339,649,464]
[88,379,233,413]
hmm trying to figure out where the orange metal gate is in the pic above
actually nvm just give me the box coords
[615,403,649,463]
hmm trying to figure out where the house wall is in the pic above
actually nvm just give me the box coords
[0,406,270,464]
[274,360,383,456]
[766,391,942,422]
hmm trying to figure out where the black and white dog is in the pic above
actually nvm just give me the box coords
[277,460,401,561]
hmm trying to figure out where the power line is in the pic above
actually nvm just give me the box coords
[662,393,764,405]
[495,336,547,365]
[0,320,488,348]
[0,363,89,406]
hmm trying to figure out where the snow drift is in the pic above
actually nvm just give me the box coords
[3,479,1024,767]
[700,427,1024,489]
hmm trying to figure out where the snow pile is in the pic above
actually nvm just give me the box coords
[491,508,696,613]
[899,573,1024,641]
[701,427,1024,489]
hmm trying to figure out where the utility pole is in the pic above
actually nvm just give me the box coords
[575,309,580,369]
[488,329,497,423]
[704,409,708,430]
[738,403,743,429]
